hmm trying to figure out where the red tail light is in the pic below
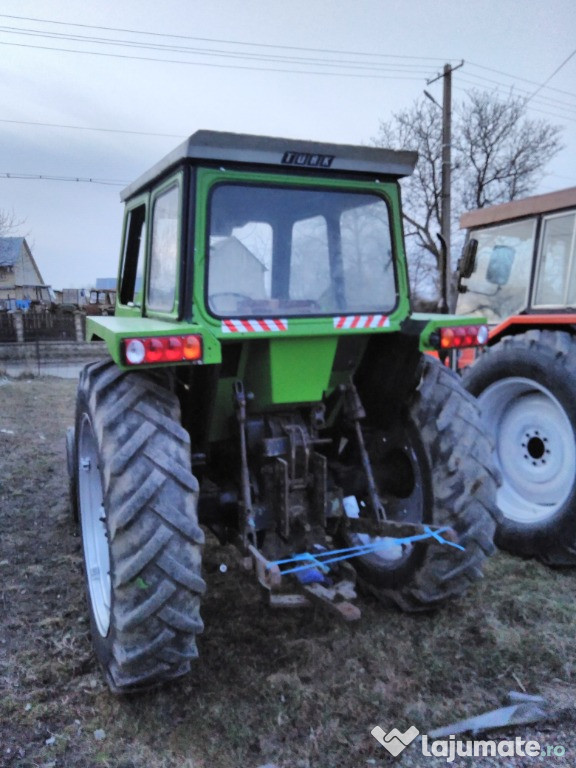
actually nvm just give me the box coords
[123,335,203,366]
[438,325,488,350]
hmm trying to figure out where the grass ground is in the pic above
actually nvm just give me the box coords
[0,375,574,768]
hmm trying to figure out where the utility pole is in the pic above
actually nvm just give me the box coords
[425,60,463,311]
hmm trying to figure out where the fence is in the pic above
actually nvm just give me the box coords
[0,311,103,377]
[0,313,17,342]
[0,311,84,343]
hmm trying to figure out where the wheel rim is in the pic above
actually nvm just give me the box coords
[479,376,576,524]
[78,414,111,636]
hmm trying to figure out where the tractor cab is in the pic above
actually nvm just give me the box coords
[457,186,576,326]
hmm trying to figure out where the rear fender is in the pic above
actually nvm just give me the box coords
[456,314,576,372]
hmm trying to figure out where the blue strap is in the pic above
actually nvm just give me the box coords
[268,526,465,576]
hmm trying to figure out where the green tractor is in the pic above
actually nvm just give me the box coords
[69,131,499,693]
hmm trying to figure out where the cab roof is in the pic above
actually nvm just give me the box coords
[460,186,576,230]
[121,129,418,201]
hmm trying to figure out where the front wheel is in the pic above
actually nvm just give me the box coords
[75,360,205,692]
[339,357,500,611]
[463,330,576,565]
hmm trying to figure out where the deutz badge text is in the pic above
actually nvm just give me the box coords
[281,151,334,168]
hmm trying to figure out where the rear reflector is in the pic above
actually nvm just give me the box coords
[439,325,489,350]
[123,335,202,366]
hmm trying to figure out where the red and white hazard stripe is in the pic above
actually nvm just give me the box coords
[222,318,288,333]
[333,314,389,329]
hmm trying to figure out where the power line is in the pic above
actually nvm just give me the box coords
[454,82,576,124]
[467,60,576,100]
[520,104,576,125]
[0,25,442,72]
[3,13,574,110]
[0,27,440,75]
[454,78,576,123]
[446,63,576,113]
[0,14,454,80]
[0,172,127,186]
[0,40,432,79]
[459,71,576,114]
[6,13,575,103]
[0,12,451,63]
[524,47,576,106]
[2,86,573,149]
[0,118,183,139]
[455,79,576,122]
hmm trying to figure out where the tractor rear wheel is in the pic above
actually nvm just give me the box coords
[341,357,499,611]
[463,330,576,565]
[75,360,205,692]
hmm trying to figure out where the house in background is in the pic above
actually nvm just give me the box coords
[0,237,53,308]
[95,277,117,290]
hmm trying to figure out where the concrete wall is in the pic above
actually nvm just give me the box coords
[0,339,108,378]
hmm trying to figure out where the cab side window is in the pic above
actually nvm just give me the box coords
[148,183,180,313]
[534,212,576,307]
[119,204,146,306]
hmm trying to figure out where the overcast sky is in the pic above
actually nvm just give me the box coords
[1,0,576,289]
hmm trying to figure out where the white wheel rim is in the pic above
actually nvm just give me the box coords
[479,377,575,524]
[78,414,111,637]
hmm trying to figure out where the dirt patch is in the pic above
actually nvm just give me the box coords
[1,375,575,768]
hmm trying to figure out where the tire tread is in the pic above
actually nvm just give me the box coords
[76,360,204,692]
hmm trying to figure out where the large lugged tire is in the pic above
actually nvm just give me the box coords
[75,360,205,692]
[342,357,499,611]
[463,330,576,565]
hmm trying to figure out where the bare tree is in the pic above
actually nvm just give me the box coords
[0,208,22,239]
[374,89,563,304]
[456,90,563,209]
[376,99,443,267]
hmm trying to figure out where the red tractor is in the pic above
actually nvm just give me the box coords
[456,186,576,565]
